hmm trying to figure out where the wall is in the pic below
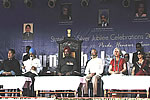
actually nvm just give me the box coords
[0,0,150,60]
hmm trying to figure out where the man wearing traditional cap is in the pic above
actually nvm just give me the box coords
[57,46,77,76]
[100,14,108,27]
[98,11,109,27]
[22,48,42,96]
[22,48,42,75]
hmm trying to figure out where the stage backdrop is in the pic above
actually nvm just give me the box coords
[0,0,150,61]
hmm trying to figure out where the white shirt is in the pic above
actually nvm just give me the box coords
[127,62,133,75]
[85,57,105,76]
[22,58,42,75]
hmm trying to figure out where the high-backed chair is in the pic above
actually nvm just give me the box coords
[57,37,82,75]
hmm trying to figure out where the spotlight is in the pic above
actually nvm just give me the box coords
[122,0,130,7]
[24,0,32,8]
[81,0,89,7]
[3,0,11,8]
[48,0,56,8]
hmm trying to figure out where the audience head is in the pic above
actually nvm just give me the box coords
[64,46,71,57]
[8,49,15,59]
[90,49,98,59]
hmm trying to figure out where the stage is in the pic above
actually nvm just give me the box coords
[0,97,149,100]
[0,76,150,99]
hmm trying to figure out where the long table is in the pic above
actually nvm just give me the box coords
[102,75,150,97]
[0,76,83,96]
[34,76,83,96]
[0,76,27,96]
[0,76,26,90]
[1,76,150,97]
[34,76,82,90]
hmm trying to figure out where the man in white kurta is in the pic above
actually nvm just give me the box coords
[84,49,104,97]
[23,56,42,75]
[22,48,42,96]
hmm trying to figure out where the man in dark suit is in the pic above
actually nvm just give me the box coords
[57,46,77,76]
[0,49,21,76]
[59,5,72,21]
[100,14,109,27]
[0,49,21,96]
[23,24,33,40]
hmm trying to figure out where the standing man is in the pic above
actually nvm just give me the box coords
[84,49,104,97]
[23,46,31,61]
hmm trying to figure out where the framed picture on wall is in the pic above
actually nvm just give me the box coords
[23,23,34,40]
[135,0,147,18]
[59,3,72,22]
[98,9,109,27]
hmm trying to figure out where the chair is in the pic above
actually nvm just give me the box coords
[57,37,82,75]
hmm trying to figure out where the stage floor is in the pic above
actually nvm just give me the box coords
[0,97,149,100]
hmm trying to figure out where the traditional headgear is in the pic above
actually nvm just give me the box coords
[64,46,71,53]
[29,48,36,55]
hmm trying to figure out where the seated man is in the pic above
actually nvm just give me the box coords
[0,49,21,96]
[109,47,126,75]
[57,46,78,76]
[22,48,42,96]
[84,49,104,97]
[0,49,21,76]
[56,46,78,97]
